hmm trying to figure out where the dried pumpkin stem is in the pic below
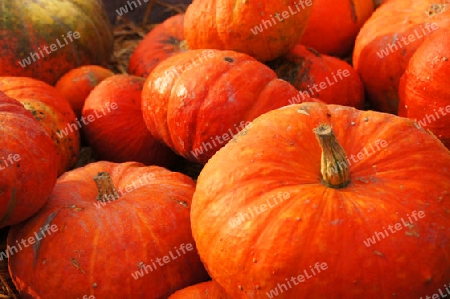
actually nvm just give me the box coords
[179,39,189,51]
[93,172,120,202]
[313,124,350,188]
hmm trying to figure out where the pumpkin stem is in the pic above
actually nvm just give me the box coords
[93,172,120,202]
[313,124,350,188]
[179,40,189,51]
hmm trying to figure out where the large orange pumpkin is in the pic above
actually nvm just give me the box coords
[267,45,365,108]
[299,0,374,57]
[82,75,178,167]
[141,49,314,164]
[398,29,450,149]
[168,281,230,299]
[8,161,209,299]
[0,0,113,85]
[191,102,450,298]
[0,77,80,176]
[353,0,450,114]
[129,14,187,78]
[184,0,314,62]
[55,65,115,119]
[0,92,57,228]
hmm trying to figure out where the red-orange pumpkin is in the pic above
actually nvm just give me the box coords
[8,161,209,298]
[82,75,178,167]
[353,0,450,114]
[141,49,314,164]
[184,0,314,62]
[168,281,230,299]
[267,45,365,108]
[55,65,115,119]
[398,29,450,148]
[0,0,113,85]
[192,102,450,298]
[0,92,57,228]
[299,0,374,57]
[0,77,80,176]
[129,14,187,78]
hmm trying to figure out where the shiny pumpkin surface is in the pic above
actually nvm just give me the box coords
[192,102,450,298]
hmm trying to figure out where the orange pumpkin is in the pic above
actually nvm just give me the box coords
[129,14,187,78]
[398,28,450,148]
[0,77,80,176]
[0,91,57,227]
[184,0,314,62]
[8,161,209,298]
[353,0,450,114]
[55,65,114,119]
[191,102,450,298]
[299,0,374,57]
[82,75,178,166]
[141,49,314,164]
[168,281,230,299]
[267,45,365,108]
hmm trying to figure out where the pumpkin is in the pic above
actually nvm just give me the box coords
[129,14,187,78]
[82,74,178,167]
[55,65,115,119]
[353,0,450,114]
[0,0,113,85]
[8,161,209,299]
[398,29,450,149]
[0,92,57,228]
[184,0,314,62]
[299,0,374,57]
[267,45,365,108]
[191,102,450,298]
[0,76,80,176]
[141,49,314,164]
[168,281,230,299]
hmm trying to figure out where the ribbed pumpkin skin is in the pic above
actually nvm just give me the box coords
[82,75,177,167]
[299,0,374,57]
[0,92,57,228]
[168,281,230,299]
[191,102,450,298]
[55,65,115,119]
[8,161,209,299]
[184,0,314,62]
[129,14,187,78]
[268,45,365,108]
[0,0,113,85]
[399,29,450,148]
[0,77,80,176]
[141,49,313,164]
[353,0,450,114]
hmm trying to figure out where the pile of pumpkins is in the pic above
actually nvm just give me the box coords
[1,0,450,298]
